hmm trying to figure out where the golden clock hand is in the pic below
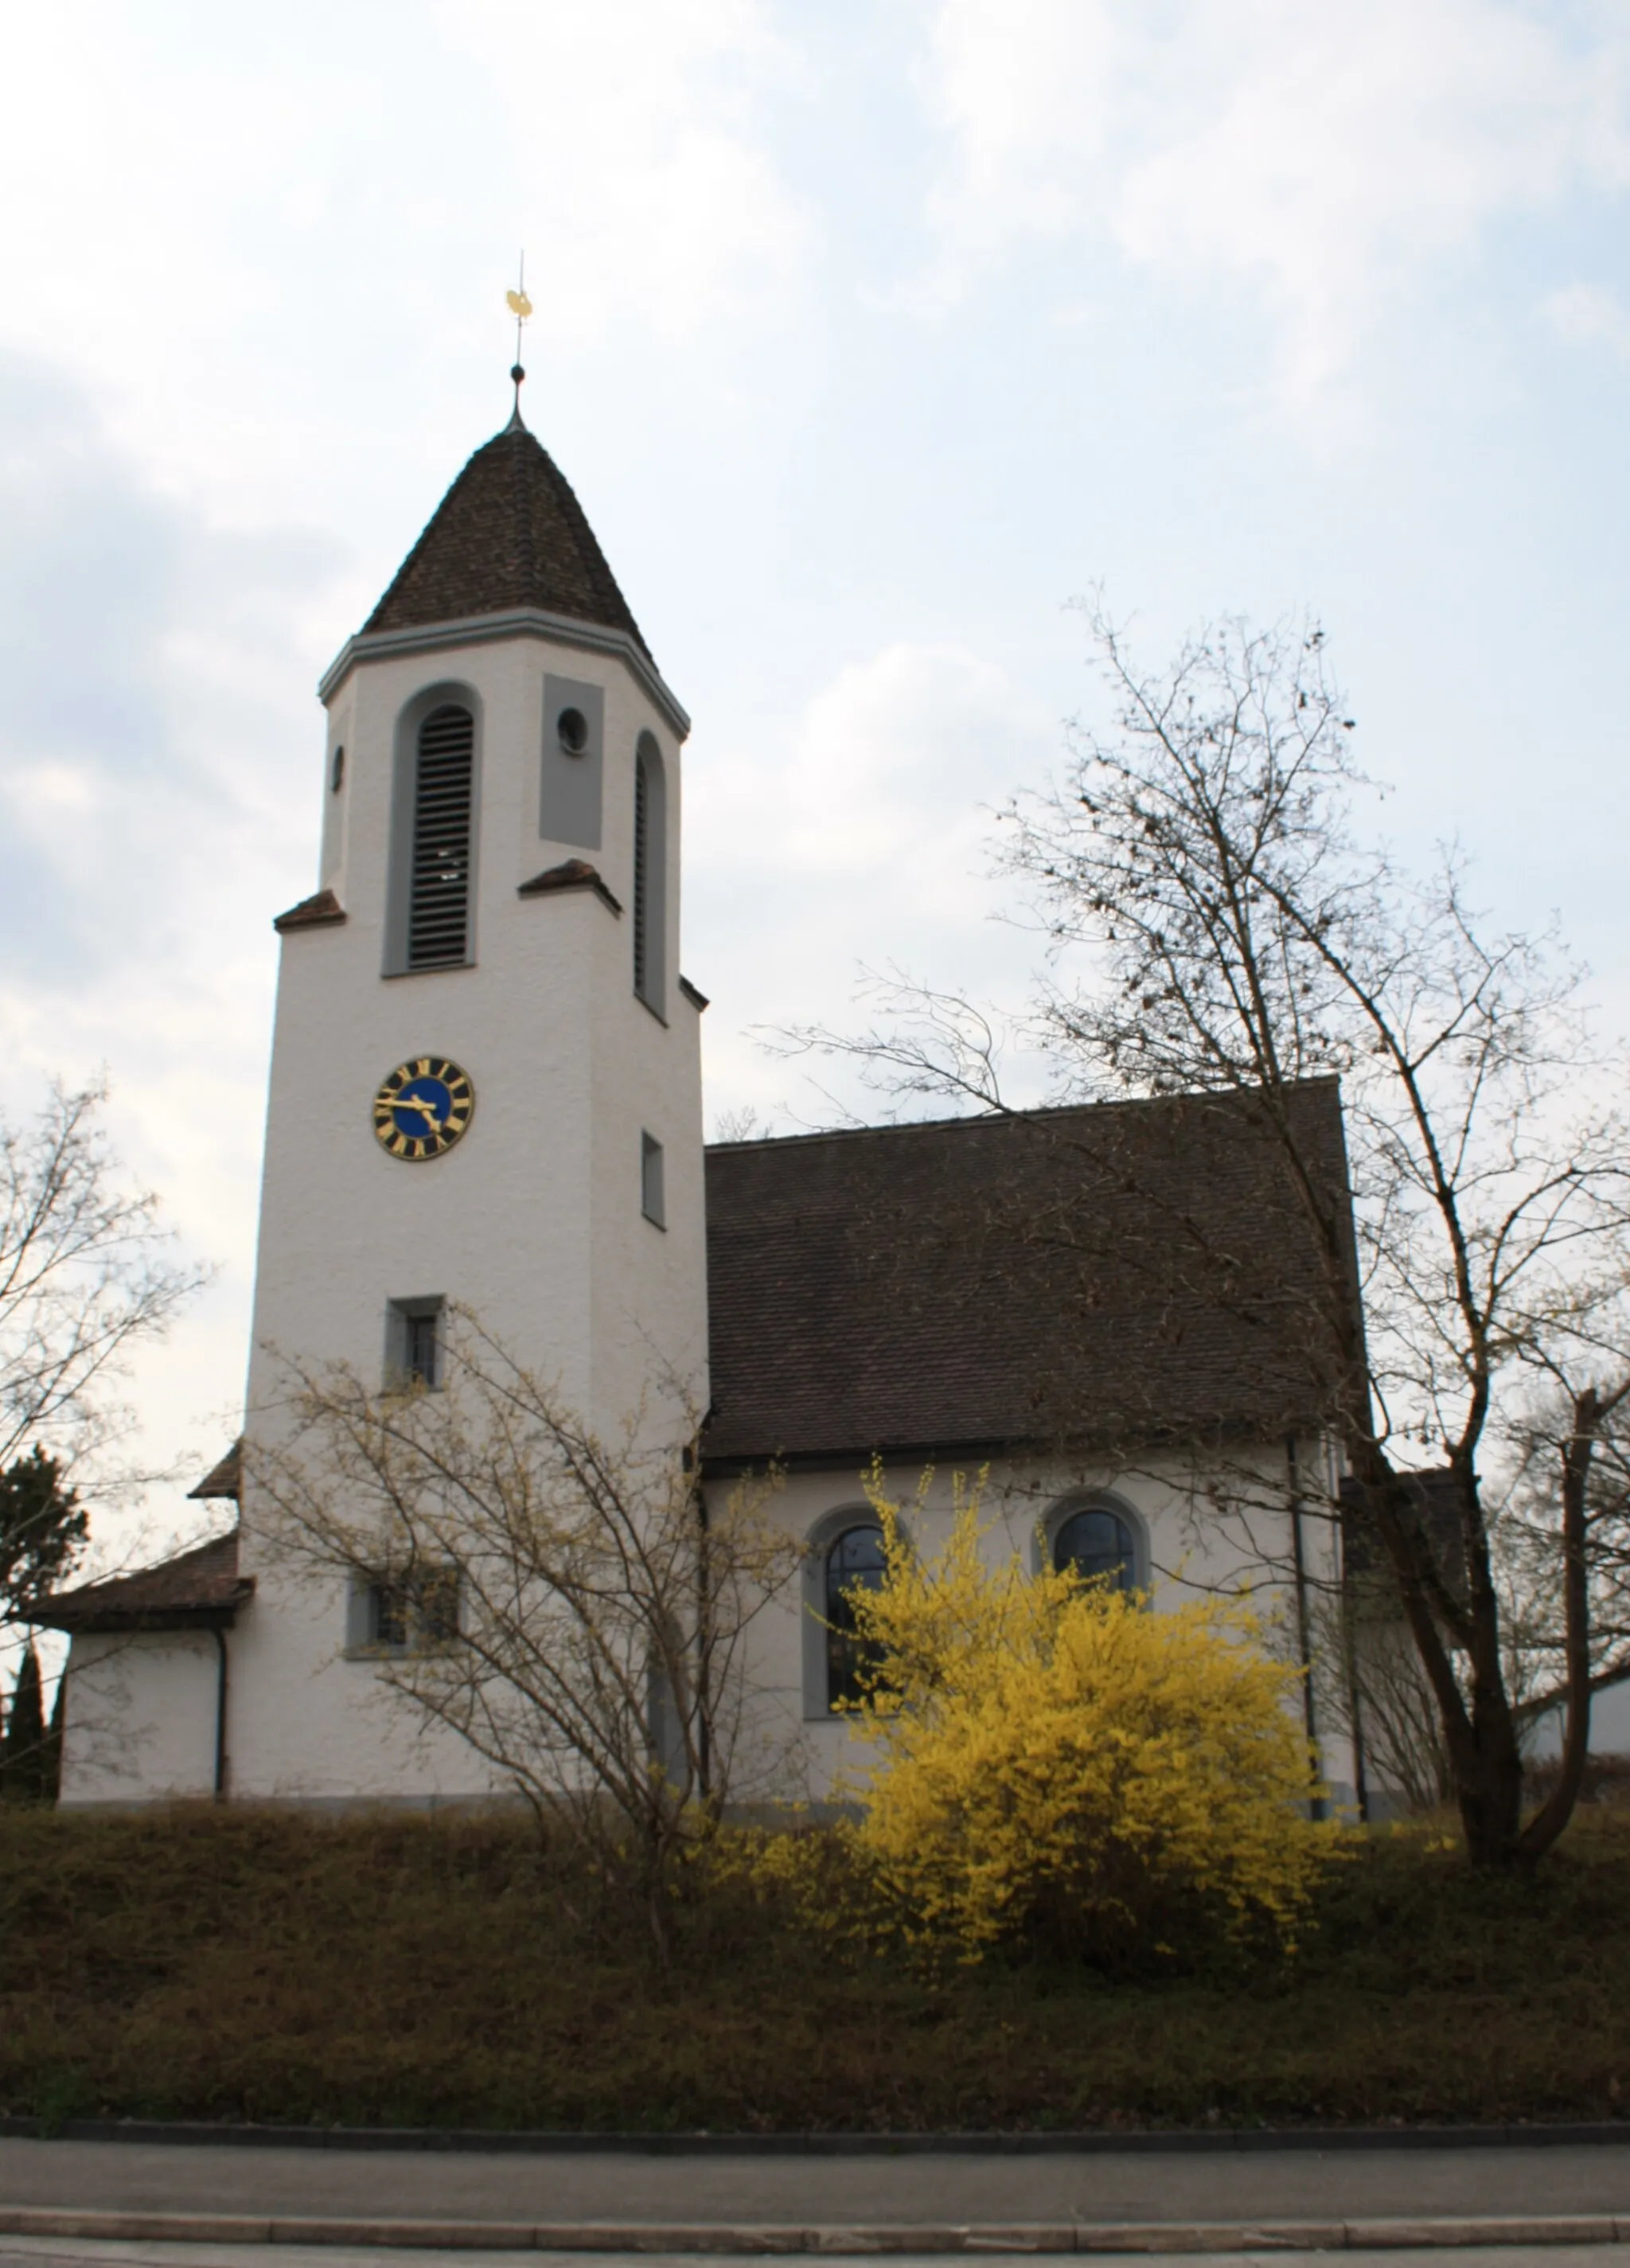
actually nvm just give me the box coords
[396,1095,445,1129]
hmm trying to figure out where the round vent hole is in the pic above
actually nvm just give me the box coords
[557,708,589,755]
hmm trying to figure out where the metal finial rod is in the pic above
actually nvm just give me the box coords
[505,251,533,426]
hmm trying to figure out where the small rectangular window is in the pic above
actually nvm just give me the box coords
[355,1567,461,1654]
[385,1297,443,1389]
[641,1132,665,1228]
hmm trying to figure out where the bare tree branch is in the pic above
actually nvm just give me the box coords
[248,1307,801,1958]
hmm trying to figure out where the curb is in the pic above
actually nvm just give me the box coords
[4,2122,1630,2157]
[3,2212,1630,2254]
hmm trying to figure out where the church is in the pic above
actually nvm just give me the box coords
[40,388,1363,1814]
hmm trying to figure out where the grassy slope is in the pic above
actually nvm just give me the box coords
[2,1806,1627,2132]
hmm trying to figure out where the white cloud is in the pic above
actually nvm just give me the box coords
[0,1,813,522]
[0,352,345,1528]
[439,0,813,344]
[1544,280,1630,361]
[690,642,1059,1128]
[925,0,1630,409]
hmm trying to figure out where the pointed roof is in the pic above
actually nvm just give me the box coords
[364,417,649,655]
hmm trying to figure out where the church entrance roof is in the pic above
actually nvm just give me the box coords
[33,1528,253,1633]
[363,420,649,655]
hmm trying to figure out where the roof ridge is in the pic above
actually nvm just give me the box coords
[704,1079,1343,1156]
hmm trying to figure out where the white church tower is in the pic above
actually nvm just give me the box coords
[222,386,708,1801]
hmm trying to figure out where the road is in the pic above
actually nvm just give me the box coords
[2,2244,1629,2268]
[2,2138,1627,2227]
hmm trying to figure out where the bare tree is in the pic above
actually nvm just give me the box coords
[1500,1385,1630,1753]
[0,1079,207,1500]
[250,1307,799,1955]
[785,605,1630,1865]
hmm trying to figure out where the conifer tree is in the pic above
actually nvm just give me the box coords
[0,1447,87,1622]
[1,1644,49,1804]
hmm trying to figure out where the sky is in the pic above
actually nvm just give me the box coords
[2,0,1629,1556]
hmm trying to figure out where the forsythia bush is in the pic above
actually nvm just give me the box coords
[817,1474,1339,1965]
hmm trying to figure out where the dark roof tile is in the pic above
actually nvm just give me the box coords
[364,421,648,654]
[517,858,622,915]
[702,1081,1356,1467]
[35,1528,253,1633]
[273,888,346,934]
[189,1439,241,1500]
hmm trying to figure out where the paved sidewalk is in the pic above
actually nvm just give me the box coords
[2,2245,1630,2268]
[2,2138,1627,2229]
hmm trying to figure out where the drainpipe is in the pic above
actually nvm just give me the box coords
[211,1626,230,1802]
[1285,1435,1328,1821]
[1336,1482,1371,1824]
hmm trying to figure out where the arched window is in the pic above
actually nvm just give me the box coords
[825,1522,887,1710]
[1052,1503,1139,1594]
[407,705,474,970]
[633,733,666,1013]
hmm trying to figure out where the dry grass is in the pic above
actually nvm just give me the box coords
[2,1804,1628,2133]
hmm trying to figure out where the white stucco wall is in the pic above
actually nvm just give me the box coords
[716,1441,1359,1812]
[53,577,1375,1814]
[1529,1678,1630,1761]
[57,1631,221,1805]
[216,615,706,1805]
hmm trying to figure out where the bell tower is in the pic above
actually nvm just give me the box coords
[228,390,708,1799]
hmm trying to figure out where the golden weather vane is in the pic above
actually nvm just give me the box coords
[505,252,533,423]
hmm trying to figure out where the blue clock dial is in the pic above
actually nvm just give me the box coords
[372,1056,475,1161]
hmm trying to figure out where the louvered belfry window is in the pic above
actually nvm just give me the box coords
[408,705,474,969]
[632,744,651,999]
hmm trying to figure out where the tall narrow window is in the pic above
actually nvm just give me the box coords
[404,1310,439,1387]
[385,1297,443,1390]
[641,1132,665,1228]
[1052,1505,1137,1593]
[825,1523,887,1710]
[408,705,474,969]
[633,744,651,997]
[632,733,666,1013]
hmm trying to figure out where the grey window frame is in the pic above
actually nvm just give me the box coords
[801,1504,893,1720]
[384,1295,445,1391]
[540,673,605,850]
[641,1132,665,1228]
[384,684,482,977]
[345,1565,462,1656]
[1038,1489,1148,1595]
[632,732,667,1017]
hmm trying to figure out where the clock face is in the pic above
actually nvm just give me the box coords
[372,1056,475,1161]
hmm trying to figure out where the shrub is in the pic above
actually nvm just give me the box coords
[825,1474,1340,1965]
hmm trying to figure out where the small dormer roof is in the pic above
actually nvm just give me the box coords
[364,420,649,657]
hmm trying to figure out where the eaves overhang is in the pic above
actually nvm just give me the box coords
[32,1580,256,1637]
[318,607,691,740]
[698,1416,1336,1483]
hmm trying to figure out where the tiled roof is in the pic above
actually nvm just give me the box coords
[517,858,622,915]
[189,1439,241,1500]
[33,1528,253,1633]
[273,888,346,934]
[363,420,649,654]
[702,1081,1356,1469]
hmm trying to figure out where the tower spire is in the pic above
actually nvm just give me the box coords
[505,253,532,431]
